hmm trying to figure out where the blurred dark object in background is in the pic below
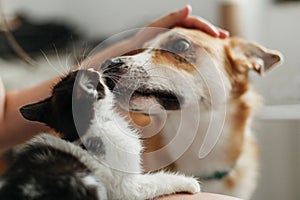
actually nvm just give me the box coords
[0,14,79,59]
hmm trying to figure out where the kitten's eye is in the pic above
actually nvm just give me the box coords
[166,39,191,54]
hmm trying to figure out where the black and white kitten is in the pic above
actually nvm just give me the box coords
[0,69,200,200]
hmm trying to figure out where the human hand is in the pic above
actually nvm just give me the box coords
[132,5,229,47]
[148,5,229,38]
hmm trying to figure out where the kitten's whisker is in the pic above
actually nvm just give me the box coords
[101,64,125,74]
[65,54,73,73]
[53,44,67,74]
[41,50,65,75]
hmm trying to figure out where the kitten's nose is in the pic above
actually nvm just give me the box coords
[101,58,124,72]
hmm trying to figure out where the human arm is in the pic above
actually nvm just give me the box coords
[0,76,63,154]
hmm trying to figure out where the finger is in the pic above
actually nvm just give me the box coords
[218,28,230,38]
[181,16,220,37]
[147,5,191,28]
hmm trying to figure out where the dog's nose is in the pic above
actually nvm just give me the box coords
[101,58,124,72]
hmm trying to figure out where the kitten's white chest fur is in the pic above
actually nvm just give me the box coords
[77,71,200,199]
[85,112,142,173]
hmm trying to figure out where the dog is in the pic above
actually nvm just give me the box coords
[101,27,283,199]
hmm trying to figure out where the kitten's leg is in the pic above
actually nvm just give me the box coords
[125,171,200,200]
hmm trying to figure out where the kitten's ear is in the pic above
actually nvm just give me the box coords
[19,98,51,123]
[74,70,105,100]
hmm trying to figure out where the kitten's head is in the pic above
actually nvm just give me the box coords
[20,69,112,141]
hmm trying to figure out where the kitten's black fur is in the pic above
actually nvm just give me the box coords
[0,145,99,200]
[0,70,106,200]
[20,70,105,141]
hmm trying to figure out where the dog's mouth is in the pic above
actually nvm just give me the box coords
[130,88,183,110]
[105,77,183,113]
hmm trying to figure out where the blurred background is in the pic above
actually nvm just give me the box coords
[0,0,299,199]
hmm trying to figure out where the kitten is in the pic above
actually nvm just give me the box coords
[0,69,200,200]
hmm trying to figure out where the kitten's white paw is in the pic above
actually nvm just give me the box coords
[130,173,200,200]
[177,176,201,194]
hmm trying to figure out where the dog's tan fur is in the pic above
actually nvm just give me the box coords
[110,27,282,199]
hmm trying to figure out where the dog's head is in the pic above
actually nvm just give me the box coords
[102,27,282,114]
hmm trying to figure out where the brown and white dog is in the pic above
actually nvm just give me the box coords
[102,27,282,199]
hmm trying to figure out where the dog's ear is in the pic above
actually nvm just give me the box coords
[74,70,105,100]
[226,38,283,75]
[19,98,51,123]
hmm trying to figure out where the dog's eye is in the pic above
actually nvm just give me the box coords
[166,39,191,53]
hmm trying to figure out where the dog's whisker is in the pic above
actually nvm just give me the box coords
[101,74,120,85]
[104,73,172,82]
[100,64,125,74]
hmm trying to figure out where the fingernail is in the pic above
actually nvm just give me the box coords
[224,30,230,36]
[220,30,230,38]
[212,27,220,37]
